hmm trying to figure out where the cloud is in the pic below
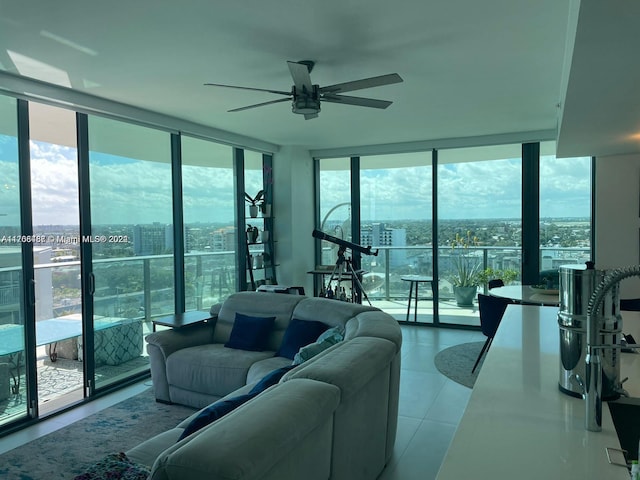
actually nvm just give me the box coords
[319,155,591,220]
[8,140,592,228]
[24,141,238,225]
[30,141,80,225]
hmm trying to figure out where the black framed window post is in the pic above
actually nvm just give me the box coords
[522,142,540,285]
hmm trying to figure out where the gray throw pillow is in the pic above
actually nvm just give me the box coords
[292,325,344,365]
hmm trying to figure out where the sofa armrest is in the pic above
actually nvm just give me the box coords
[345,311,403,352]
[145,323,215,360]
[145,323,215,403]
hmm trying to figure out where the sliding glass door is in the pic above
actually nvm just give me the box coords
[359,152,433,321]
[87,116,173,390]
[0,95,27,426]
[28,102,84,413]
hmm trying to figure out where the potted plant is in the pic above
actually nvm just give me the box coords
[245,190,264,218]
[449,232,482,306]
[476,267,520,289]
[260,201,271,217]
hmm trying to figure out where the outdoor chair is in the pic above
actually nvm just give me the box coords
[472,293,510,374]
[487,279,504,289]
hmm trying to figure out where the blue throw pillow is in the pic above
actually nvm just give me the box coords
[225,313,276,351]
[177,365,295,441]
[276,319,330,360]
[178,394,254,441]
[248,364,295,394]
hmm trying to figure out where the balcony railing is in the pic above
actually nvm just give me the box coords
[0,251,237,323]
[356,245,590,301]
[1,245,589,322]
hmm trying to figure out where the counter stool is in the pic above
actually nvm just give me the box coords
[401,275,435,322]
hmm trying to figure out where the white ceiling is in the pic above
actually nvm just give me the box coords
[0,0,637,157]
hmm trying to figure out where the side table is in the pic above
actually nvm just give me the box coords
[152,310,214,331]
[401,275,435,322]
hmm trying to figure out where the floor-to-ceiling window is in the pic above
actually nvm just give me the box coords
[87,116,173,389]
[181,137,235,309]
[317,158,352,264]
[28,102,84,413]
[539,141,592,275]
[359,152,433,320]
[0,95,25,426]
[315,158,353,297]
[437,144,522,326]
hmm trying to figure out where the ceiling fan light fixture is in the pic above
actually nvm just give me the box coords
[292,96,320,115]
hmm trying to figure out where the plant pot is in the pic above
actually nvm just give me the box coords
[246,226,259,243]
[260,203,271,217]
[454,286,477,307]
[249,205,258,218]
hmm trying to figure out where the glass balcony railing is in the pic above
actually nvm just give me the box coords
[357,245,590,302]
[0,245,589,326]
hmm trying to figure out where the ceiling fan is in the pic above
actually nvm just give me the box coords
[204,60,403,120]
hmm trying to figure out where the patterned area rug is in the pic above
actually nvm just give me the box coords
[0,387,196,480]
[434,341,486,388]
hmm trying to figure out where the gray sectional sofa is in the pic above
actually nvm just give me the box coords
[132,291,402,480]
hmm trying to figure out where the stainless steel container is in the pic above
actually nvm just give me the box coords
[558,263,622,399]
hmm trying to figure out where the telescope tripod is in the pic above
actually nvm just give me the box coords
[327,246,371,306]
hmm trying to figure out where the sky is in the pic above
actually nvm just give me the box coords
[321,156,591,222]
[0,138,591,227]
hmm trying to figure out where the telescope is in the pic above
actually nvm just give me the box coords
[312,229,378,256]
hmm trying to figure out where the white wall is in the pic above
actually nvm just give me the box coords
[273,147,316,293]
[595,155,640,297]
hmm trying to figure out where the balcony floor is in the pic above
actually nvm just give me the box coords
[370,298,480,327]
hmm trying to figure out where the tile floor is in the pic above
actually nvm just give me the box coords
[0,325,484,479]
[379,325,484,480]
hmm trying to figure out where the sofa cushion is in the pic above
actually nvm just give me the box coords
[276,319,329,359]
[166,344,274,397]
[293,325,345,365]
[177,365,296,441]
[224,313,275,351]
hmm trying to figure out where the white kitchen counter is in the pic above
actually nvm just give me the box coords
[436,305,640,479]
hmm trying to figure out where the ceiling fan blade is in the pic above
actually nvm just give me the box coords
[304,113,319,120]
[322,94,393,109]
[287,61,314,93]
[204,83,291,96]
[319,73,403,94]
[228,97,291,112]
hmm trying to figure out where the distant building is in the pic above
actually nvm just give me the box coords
[361,223,407,267]
[210,227,236,252]
[133,223,173,255]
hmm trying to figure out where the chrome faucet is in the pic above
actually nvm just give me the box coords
[579,265,640,432]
